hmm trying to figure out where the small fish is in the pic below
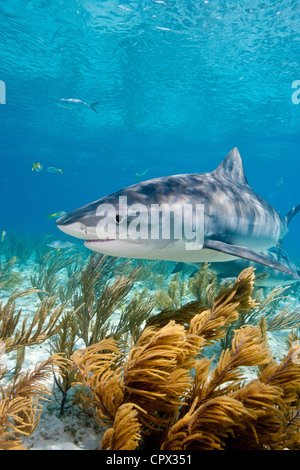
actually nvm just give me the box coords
[47,240,74,250]
[1,231,6,242]
[43,233,54,240]
[57,98,100,113]
[277,177,284,187]
[136,168,149,180]
[32,162,43,172]
[47,211,67,220]
[47,167,63,174]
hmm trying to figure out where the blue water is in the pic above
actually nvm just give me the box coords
[0,0,299,257]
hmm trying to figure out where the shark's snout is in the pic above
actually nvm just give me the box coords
[56,213,73,226]
[56,220,89,240]
[56,211,98,240]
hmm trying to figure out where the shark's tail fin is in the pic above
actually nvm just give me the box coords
[89,102,100,113]
[285,204,300,226]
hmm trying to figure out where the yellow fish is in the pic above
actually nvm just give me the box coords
[136,168,149,180]
[1,231,6,242]
[47,211,67,220]
[32,162,43,172]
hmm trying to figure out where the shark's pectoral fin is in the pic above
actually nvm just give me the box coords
[204,239,298,277]
[285,204,300,226]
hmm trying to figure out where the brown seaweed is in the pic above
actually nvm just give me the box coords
[71,267,300,450]
[0,355,66,450]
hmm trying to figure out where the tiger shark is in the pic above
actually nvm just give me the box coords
[56,147,300,277]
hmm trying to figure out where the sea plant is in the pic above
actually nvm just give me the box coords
[4,234,34,265]
[134,260,177,290]
[187,262,223,307]
[72,254,143,347]
[0,257,24,291]
[71,268,300,450]
[30,247,80,299]
[0,354,66,450]
[50,310,79,416]
[0,289,70,354]
[50,254,155,415]
[58,262,82,303]
[155,272,187,310]
[221,284,300,350]
[0,288,70,371]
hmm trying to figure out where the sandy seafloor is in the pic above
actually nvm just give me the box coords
[0,256,299,451]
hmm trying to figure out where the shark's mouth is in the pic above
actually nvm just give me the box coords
[85,239,113,243]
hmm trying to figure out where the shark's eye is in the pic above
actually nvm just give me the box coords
[115,215,123,224]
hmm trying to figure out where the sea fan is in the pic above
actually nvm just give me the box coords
[71,267,300,450]
[0,355,66,450]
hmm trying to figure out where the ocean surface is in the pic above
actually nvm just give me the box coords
[0,0,299,259]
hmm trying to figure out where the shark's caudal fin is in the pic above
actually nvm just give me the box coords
[285,204,300,226]
[212,147,249,185]
[89,102,100,113]
[204,239,299,277]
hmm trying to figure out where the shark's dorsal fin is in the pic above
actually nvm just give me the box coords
[213,147,248,185]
